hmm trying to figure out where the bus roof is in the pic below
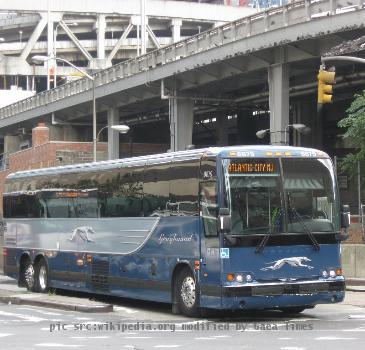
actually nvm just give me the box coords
[6,145,329,180]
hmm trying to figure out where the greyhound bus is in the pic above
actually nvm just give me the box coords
[2,146,349,316]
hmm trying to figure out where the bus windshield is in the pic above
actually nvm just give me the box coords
[224,158,339,235]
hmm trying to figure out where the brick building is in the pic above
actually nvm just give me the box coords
[0,122,167,214]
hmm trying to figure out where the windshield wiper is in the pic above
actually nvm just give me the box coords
[255,228,274,254]
[289,207,320,251]
[255,207,283,254]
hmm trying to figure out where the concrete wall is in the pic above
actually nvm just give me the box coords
[342,244,365,279]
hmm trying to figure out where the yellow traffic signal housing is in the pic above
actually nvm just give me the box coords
[317,69,336,104]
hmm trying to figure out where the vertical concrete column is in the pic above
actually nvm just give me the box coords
[47,17,55,90]
[107,108,120,160]
[216,113,228,146]
[97,14,106,60]
[170,98,194,152]
[171,18,182,43]
[268,63,289,145]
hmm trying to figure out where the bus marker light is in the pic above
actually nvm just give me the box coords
[285,152,291,156]
[194,260,200,270]
[3,248,7,256]
[227,274,235,282]
[266,152,273,156]
[229,152,237,156]
[275,152,282,156]
[335,268,342,276]
[86,255,92,263]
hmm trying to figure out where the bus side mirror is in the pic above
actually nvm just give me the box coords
[219,208,231,233]
[340,205,350,229]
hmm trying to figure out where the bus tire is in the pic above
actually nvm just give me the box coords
[280,306,307,314]
[34,258,49,293]
[22,260,36,292]
[176,268,199,317]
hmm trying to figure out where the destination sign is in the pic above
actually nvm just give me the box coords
[228,161,277,174]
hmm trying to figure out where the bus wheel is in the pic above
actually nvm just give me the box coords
[280,306,307,314]
[35,259,49,293]
[176,269,199,317]
[23,261,36,292]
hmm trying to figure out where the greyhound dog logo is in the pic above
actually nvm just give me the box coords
[68,226,95,243]
[260,257,314,271]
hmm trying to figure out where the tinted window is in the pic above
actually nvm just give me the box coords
[3,193,41,218]
[170,160,199,215]
[143,162,170,216]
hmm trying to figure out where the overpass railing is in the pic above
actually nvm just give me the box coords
[0,0,363,121]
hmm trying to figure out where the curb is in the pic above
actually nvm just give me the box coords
[346,287,365,293]
[0,295,113,313]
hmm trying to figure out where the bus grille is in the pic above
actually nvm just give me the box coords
[91,260,110,292]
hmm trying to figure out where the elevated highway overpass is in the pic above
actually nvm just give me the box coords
[0,0,364,156]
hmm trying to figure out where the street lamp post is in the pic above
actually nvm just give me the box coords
[31,55,98,162]
[96,124,130,142]
[256,124,310,145]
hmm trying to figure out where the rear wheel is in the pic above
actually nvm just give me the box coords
[176,269,199,317]
[35,259,49,293]
[22,260,36,292]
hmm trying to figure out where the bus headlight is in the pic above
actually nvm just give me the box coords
[236,274,244,283]
[329,270,336,278]
[246,274,253,282]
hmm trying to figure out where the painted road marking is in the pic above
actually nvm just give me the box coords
[315,336,358,340]
[0,310,45,323]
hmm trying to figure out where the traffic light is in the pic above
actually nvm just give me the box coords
[317,68,335,104]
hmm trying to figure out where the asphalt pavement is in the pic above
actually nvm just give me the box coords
[1,274,365,349]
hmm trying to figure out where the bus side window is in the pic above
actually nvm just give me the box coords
[170,160,199,216]
[143,163,170,217]
[200,181,218,237]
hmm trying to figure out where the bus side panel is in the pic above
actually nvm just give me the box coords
[109,216,200,303]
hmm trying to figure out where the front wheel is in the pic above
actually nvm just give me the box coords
[176,269,199,317]
[35,259,49,293]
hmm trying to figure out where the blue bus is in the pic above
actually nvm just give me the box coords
[2,146,349,316]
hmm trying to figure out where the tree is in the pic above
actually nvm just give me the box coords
[337,90,365,175]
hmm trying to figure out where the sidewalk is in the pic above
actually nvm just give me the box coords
[346,278,365,292]
[0,275,113,313]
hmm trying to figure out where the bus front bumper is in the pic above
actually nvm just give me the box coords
[221,279,345,310]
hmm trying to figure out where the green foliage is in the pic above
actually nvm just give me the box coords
[338,90,365,175]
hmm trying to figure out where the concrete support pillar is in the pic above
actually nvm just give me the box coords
[216,113,228,146]
[97,15,106,59]
[171,18,182,43]
[170,98,194,152]
[141,0,147,54]
[107,107,120,160]
[47,18,55,90]
[268,63,289,145]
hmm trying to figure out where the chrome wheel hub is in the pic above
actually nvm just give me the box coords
[38,265,47,291]
[24,264,35,289]
[180,276,196,309]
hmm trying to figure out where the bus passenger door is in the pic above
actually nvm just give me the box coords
[199,180,222,308]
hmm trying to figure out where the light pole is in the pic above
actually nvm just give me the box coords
[31,55,97,161]
[256,124,310,145]
[96,124,130,142]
